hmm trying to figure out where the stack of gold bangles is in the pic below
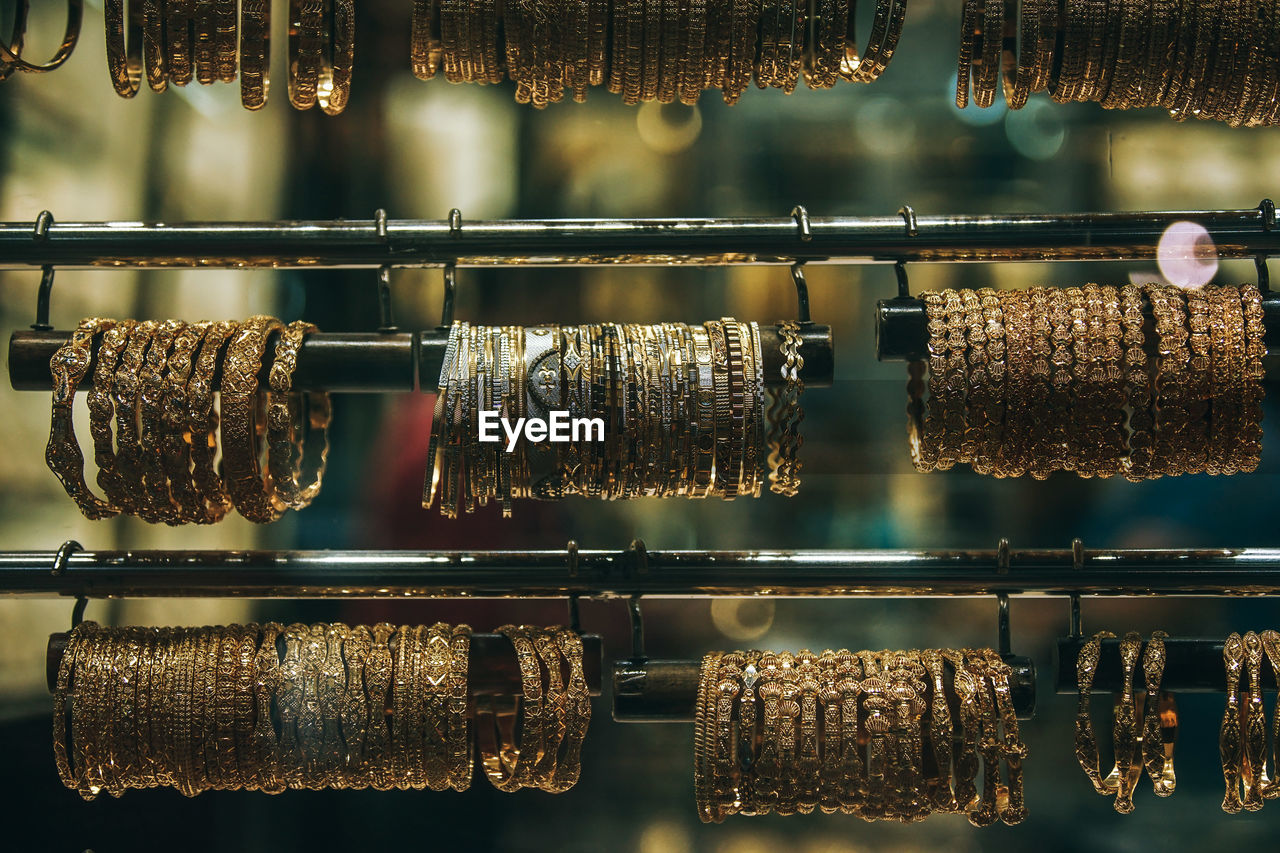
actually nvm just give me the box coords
[424,319,803,518]
[53,621,590,798]
[414,0,909,106]
[45,315,330,524]
[961,0,1280,126]
[908,284,1268,479]
[694,647,1028,825]
[103,0,352,113]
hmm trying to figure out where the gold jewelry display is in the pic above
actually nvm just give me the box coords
[53,620,588,798]
[45,315,330,524]
[958,0,1280,126]
[908,284,1268,479]
[424,319,793,517]
[693,645,1028,825]
[0,0,83,78]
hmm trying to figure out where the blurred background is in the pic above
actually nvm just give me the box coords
[2,1,1279,850]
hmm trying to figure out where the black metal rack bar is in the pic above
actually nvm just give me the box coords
[4,546,1280,599]
[1054,637,1279,694]
[6,324,836,391]
[45,632,605,698]
[876,293,1280,361]
[0,206,1277,269]
[612,657,1038,721]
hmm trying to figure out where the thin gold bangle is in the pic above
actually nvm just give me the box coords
[104,0,142,97]
[319,0,354,115]
[1140,631,1174,796]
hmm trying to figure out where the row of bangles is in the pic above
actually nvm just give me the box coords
[6,1,1276,124]
[1075,629,1280,814]
[54,621,590,798]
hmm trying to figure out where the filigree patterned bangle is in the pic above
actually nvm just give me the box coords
[1074,630,1116,795]
[1110,631,1143,813]
[136,319,184,524]
[1120,285,1154,480]
[254,622,285,793]
[1242,631,1268,811]
[267,320,331,510]
[1141,631,1174,796]
[981,649,1028,825]
[964,650,1000,827]
[87,319,135,513]
[46,318,119,520]
[1221,632,1246,813]
[220,315,286,523]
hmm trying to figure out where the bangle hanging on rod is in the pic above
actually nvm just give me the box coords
[0,0,83,77]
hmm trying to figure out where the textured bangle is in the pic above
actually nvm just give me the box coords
[1120,285,1154,480]
[1110,631,1143,813]
[136,319,184,524]
[220,315,286,523]
[964,650,1000,827]
[980,649,1028,824]
[46,318,119,520]
[186,321,237,523]
[1237,283,1266,473]
[1242,631,1268,811]
[1139,631,1174,796]
[1221,632,1246,813]
[267,321,331,510]
[1074,630,1116,795]
[105,0,142,97]
[318,0,354,115]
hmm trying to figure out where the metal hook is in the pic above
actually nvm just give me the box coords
[1069,538,1085,638]
[627,595,646,661]
[375,265,398,332]
[898,205,919,238]
[566,540,579,578]
[51,539,80,577]
[71,596,88,630]
[996,538,1010,575]
[790,262,812,324]
[629,538,649,575]
[1256,256,1271,293]
[1258,198,1275,232]
[449,207,463,237]
[439,263,457,330]
[374,208,388,242]
[567,594,582,635]
[894,260,910,299]
[790,205,812,242]
[997,592,1011,658]
[32,211,55,331]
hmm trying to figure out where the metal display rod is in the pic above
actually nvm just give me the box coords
[45,632,605,698]
[1,205,1277,269]
[7,324,836,392]
[1053,637,1279,694]
[612,657,1038,721]
[5,546,1280,599]
[876,294,1280,361]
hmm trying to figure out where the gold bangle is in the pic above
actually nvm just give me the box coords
[105,0,142,97]
[1221,632,1246,813]
[956,0,981,107]
[267,321,331,510]
[980,649,1028,824]
[318,0,354,115]
[238,0,270,108]
[977,288,1007,475]
[46,318,119,520]
[137,319,185,524]
[287,0,325,109]
[1108,631,1142,813]
[960,289,987,470]
[1183,284,1214,474]
[773,652,802,816]
[53,622,87,792]
[817,650,843,814]
[859,660,893,821]
[847,0,908,84]
[1138,631,1173,796]
[1237,283,1267,473]
[220,315,286,523]
[938,290,968,470]
[1120,284,1154,480]
[140,0,166,92]
[1243,631,1268,811]
[693,651,721,822]
[186,321,237,523]
[794,651,823,814]
[1148,284,1192,477]
[445,624,473,791]
[996,288,1033,477]
[365,623,395,791]
[920,648,956,812]
[87,319,135,513]
[709,652,745,820]
[411,0,441,80]
[752,652,785,815]
[1073,630,1116,795]
[963,650,1000,827]
[1260,629,1280,801]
